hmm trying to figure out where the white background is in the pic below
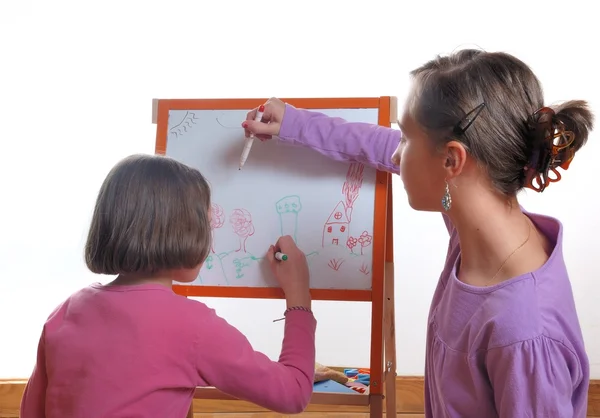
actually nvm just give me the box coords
[1,0,598,379]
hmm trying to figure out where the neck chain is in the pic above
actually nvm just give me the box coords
[489,222,532,283]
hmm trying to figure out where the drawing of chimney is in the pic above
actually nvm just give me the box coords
[342,163,364,222]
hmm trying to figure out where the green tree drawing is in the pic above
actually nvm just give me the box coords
[275,195,302,243]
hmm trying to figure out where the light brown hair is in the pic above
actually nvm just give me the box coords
[85,154,212,275]
[408,48,594,195]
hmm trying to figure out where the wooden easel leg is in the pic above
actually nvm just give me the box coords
[384,262,397,417]
[186,402,194,418]
[383,179,397,417]
[370,394,384,418]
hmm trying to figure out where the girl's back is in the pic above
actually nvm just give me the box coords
[20,154,316,417]
[42,283,204,417]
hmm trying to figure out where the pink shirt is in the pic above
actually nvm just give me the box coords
[20,283,316,417]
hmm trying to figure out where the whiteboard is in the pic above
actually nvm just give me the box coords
[165,108,379,290]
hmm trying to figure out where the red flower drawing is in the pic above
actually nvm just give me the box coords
[230,208,255,252]
[210,203,225,253]
[346,236,358,253]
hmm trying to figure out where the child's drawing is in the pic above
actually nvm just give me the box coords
[169,111,198,139]
[357,231,373,255]
[196,163,373,287]
[328,258,345,271]
[265,162,374,282]
[346,236,358,253]
[197,252,228,286]
[232,254,261,279]
[342,162,364,220]
[276,195,302,242]
[164,108,379,290]
[210,203,225,253]
[194,206,258,285]
[321,163,364,247]
[230,208,255,252]
[359,262,370,276]
[323,202,350,247]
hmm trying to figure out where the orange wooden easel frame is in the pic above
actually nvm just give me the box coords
[152,97,397,417]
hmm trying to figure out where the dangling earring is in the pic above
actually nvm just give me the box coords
[441,181,452,211]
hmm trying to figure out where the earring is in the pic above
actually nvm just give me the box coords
[441,181,452,211]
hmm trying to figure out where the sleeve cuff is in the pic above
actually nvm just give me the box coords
[278,103,305,143]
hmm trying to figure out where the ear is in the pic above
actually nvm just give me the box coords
[442,140,468,179]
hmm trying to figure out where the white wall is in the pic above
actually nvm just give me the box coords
[1,0,598,379]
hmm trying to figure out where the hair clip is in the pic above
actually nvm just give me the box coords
[524,108,576,192]
[453,102,486,135]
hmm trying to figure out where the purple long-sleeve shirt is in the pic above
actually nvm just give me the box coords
[278,104,589,417]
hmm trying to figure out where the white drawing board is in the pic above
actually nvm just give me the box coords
[164,108,378,290]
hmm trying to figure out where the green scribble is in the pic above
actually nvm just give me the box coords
[232,253,260,279]
[198,253,228,284]
[275,195,302,243]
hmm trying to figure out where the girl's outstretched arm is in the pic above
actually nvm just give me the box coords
[278,104,401,173]
[194,305,315,414]
[276,104,456,236]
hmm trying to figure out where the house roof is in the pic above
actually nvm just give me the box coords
[325,201,349,224]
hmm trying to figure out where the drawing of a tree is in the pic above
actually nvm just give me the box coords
[342,163,364,221]
[275,195,302,243]
[346,236,358,254]
[210,203,225,253]
[357,231,372,255]
[230,208,255,252]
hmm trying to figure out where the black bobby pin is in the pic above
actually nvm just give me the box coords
[453,102,486,135]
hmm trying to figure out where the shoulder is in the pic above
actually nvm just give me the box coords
[476,270,580,348]
[486,334,585,385]
[482,208,577,342]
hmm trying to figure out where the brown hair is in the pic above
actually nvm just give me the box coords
[408,48,594,195]
[85,154,212,275]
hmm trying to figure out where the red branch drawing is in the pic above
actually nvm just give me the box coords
[342,163,364,221]
[357,231,372,255]
[328,258,345,271]
[210,203,225,253]
[230,208,255,252]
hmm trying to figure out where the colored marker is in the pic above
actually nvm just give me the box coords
[239,104,265,170]
[275,252,288,261]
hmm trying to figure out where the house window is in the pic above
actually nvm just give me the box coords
[340,226,346,232]
[334,212,342,220]
[332,239,339,245]
[327,226,332,233]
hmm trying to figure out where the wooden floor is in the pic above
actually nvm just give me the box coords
[192,415,423,418]
[191,415,596,418]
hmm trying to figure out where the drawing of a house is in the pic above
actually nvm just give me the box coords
[322,201,350,247]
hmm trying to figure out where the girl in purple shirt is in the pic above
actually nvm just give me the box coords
[243,49,594,417]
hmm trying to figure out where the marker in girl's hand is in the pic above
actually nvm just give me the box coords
[239,105,265,170]
[275,252,288,261]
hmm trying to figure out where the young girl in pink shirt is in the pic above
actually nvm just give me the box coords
[20,154,316,417]
[242,49,594,417]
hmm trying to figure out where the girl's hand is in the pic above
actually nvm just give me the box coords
[242,97,287,141]
[266,235,311,309]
